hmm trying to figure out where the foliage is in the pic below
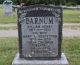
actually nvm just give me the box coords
[0,0,4,4]
[12,0,21,5]
[65,2,77,6]
[0,0,80,5]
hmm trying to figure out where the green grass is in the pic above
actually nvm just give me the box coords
[0,6,17,24]
[0,37,18,65]
[0,37,80,65]
[62,37,80,65]
[63,9,80,23]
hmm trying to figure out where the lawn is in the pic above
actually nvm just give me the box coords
[0,38,18,65]
[0,5,80,23]
[63,9,80,23]
[62,37,80,65]
[0,37,80,65]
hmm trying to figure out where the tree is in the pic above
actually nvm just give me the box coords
[0,0,79,5]
[0,0,5,4]
[76,0,80,4]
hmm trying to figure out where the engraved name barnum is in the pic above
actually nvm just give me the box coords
[22,17,58,57]
[26,17,54,24]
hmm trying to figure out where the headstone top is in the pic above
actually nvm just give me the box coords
[3,0,12,4]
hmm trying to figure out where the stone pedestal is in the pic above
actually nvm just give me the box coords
[12,53,69,65]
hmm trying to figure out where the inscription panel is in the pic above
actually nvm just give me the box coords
[18,5,62,59]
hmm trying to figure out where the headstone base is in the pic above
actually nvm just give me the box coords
[12,53,69,65]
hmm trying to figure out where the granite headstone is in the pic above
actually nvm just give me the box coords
[17,5,63,60]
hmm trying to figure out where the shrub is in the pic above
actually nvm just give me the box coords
[66,2,77,6]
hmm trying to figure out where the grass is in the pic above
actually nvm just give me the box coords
[62,37,80,65]
[0,37,80,65]
[63,9,80,23]
[0,37,18,65]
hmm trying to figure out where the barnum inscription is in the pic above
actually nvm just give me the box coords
[26,17,54,24]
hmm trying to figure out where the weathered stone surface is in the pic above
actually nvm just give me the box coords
[12,53,69,65]
[18,5,63,59]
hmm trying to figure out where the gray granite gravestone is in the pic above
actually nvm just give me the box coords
[12,5,69,65]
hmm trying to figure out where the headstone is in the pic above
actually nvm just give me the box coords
[3,0,13,16]
[12,5,69,65]
[18,5,62,60]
